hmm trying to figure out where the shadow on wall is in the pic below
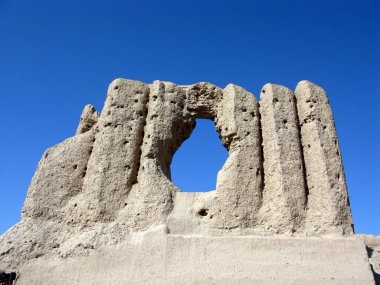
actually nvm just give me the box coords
[171,119,228,193]
[366,246,380,285]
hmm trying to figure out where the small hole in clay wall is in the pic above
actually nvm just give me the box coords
[198,209,208,216]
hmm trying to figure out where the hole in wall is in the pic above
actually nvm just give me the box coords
[198,208,209,216]
[171,119,228,192]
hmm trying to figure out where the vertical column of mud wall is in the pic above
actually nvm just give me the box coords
[73,79,149,223]
[215,84,263,229]
[22,131,95,221]
[119,81,195,231]
[259,84,306,234]
[295,81,353,235]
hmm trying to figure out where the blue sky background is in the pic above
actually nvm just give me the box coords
[0,0,379,235]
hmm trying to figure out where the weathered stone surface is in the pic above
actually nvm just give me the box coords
[259,84,306,234]
[0,78,373,284]
[11,227,376,285]
[295,80,353,236]
[74,79,150,223]
[76,104,99,135]
[358,235,380,284]
[22,130,95,221]
[167,83,263,233]
[119,81,195,231]
[214,84,263,229]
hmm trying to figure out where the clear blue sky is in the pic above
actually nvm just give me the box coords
[0,0,379,235]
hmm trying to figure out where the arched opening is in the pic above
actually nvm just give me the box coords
[171,119,229,192]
